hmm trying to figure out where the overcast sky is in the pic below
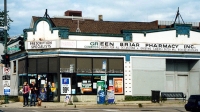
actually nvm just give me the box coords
[1,0,200,37]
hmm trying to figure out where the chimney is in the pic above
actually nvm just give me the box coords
[99,15,103,21]
[199,22,200,29]
[65,10,82,17]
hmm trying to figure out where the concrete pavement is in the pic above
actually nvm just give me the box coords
[0,100,186,108]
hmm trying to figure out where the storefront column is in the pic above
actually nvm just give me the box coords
[57,56,60,102]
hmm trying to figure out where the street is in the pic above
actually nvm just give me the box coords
[0,107,186,112]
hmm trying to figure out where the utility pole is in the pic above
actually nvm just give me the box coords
[4,0,7,56]
[3,0,9,104]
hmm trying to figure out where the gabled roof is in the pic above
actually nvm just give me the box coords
[32,16,159,34]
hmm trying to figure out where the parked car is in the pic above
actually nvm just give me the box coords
[185,95,200,111]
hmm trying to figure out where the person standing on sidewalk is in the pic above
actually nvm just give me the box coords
[30,81,38,106]
[23,82,29,107]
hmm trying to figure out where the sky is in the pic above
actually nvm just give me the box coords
[1,0,200,37]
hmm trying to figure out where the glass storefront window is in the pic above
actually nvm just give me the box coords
[19,57,124,97]
[28,58,36,73]
[18,59,26,74]
[37,74,58,101]
[60,58,76,73]
[108,58,123,73]
[77,58,92,73]
[76,75,93,94]
[37,58,48,73]
[93,58,107,73]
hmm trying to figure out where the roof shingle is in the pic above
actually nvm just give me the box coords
[32,16,158,34]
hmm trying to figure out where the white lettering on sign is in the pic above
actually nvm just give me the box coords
[27,41,56,49]
[7,41,20,54]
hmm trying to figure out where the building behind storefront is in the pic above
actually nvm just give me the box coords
[3,10,200,102]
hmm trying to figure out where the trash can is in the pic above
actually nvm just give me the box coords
[151,90,160,103]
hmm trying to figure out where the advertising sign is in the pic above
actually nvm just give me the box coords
[113,78,123,94]
[61,77,71,94]
[74,41,200,53]
[108,79,114,91]
[39,88,47,101]
[27,41,56,49]
[99,42,200,52]
[81,83,92,93]
[97,81,105,92]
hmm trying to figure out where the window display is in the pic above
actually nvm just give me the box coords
[22,57,124,97]
[113,78,123,94]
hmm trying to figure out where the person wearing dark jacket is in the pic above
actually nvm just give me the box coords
[30,81,38,106]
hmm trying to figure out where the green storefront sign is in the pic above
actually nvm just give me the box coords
[8,47,19,50]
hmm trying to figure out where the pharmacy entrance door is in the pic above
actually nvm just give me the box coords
[37,74,57,102]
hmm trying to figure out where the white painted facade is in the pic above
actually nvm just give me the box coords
[6,18,200,102]
[132,30,200,44]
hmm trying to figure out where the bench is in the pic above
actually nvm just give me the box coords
[161,92,186,102]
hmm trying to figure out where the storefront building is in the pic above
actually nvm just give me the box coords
[6,10,200,102]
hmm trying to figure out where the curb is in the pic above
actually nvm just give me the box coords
[0,101,185,108]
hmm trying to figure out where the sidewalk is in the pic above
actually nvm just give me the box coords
[0,100,186,108]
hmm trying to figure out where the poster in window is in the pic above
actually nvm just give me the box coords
[30,79,36,84]
[109,80,113,86]
[39,88,47,101]
[51,82,56,92]
[102,60,107,70]
[113,78,123,94]
[93,82,97,89]
[81,83,92,93]
[61,77,71,94]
